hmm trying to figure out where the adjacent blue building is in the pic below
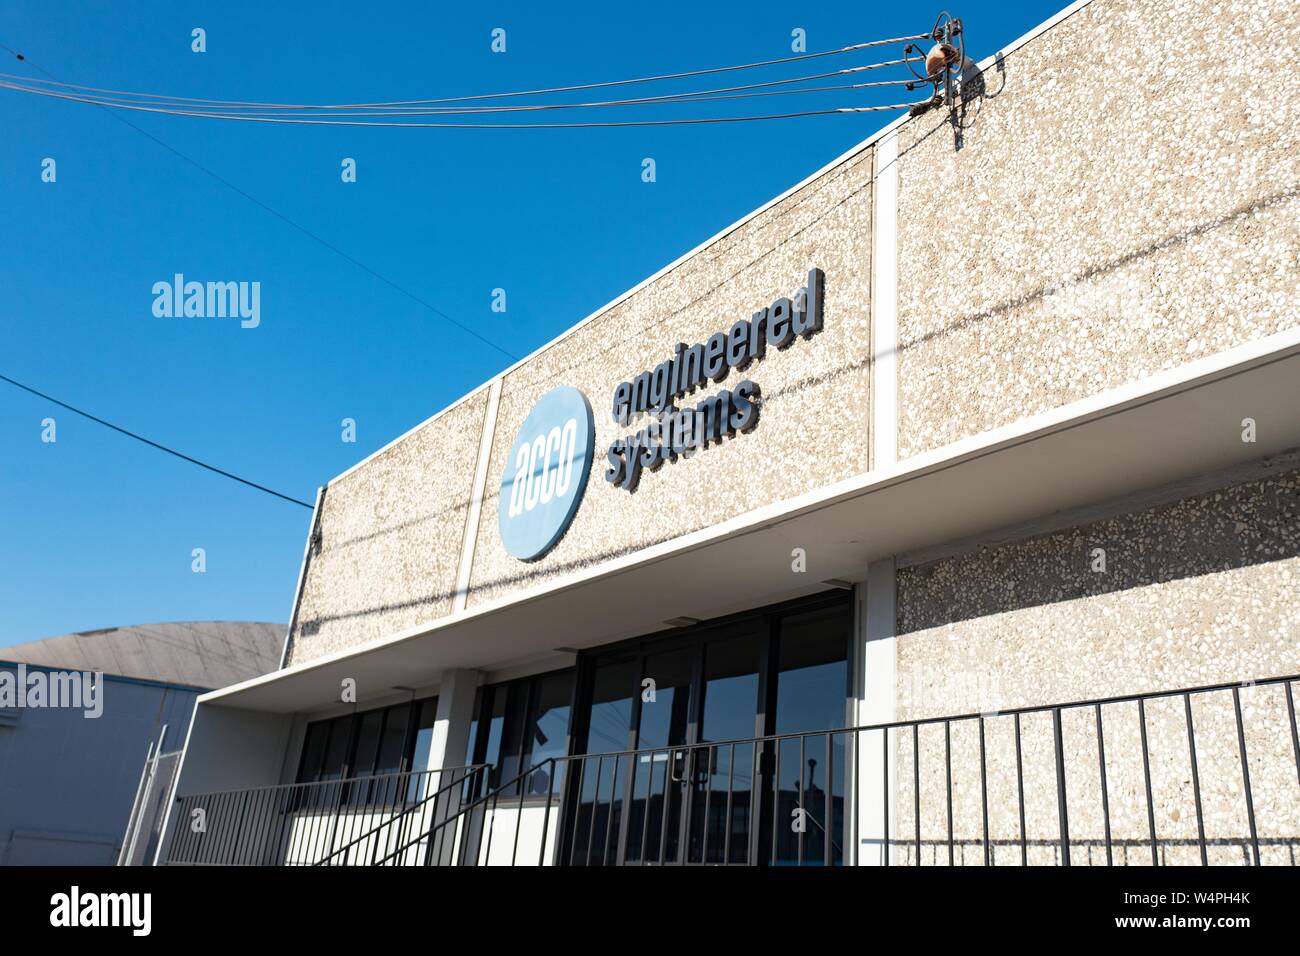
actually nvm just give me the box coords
[0,621,282,865]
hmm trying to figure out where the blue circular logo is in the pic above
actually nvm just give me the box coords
[498,386,595,561]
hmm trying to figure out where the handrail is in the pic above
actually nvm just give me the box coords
[176,764,484,802]
[456,673,1300,767]
[373,758,557,866]
[314,764,488,866]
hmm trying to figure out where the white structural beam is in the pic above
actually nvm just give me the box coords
[871,130,899,470]
[453,379,502,613]
[855,559,897,865]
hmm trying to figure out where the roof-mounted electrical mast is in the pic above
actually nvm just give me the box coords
[904,12,977,116]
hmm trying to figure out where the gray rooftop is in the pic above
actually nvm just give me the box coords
[0,621,285,689]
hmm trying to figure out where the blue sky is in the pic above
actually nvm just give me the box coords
[0,0,1062,646]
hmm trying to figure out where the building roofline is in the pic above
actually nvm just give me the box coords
[322,0,1101,490]
[0,658,212,694]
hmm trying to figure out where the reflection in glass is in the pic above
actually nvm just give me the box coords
[771,604,850,865]
[571,659,635,865]
[520,671,572,796]
[624,647,693,864]
[691,629,762,864]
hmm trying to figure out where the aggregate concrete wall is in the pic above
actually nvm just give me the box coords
[287,391,488,665]
[286,145,876,667]
[893,468,1300,864]
[894,0,1300,457]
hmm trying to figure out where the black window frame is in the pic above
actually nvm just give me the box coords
[295,695,440,802]
[466,668,577,800]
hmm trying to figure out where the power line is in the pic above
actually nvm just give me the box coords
[0,33,931,110]
[0,40,519,363]
[0,60,918,117]
[0,79,928,127]
[0,372,314,509]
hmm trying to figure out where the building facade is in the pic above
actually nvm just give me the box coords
[0,621,282,865]
[159,0,1300,866]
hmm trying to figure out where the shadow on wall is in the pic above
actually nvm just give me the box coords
[898,43,1300,359]
[950,52,1008,151]
[897,461,1300,634]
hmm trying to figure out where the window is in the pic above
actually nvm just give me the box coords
[295,696,439,803]
[466,669,575,798]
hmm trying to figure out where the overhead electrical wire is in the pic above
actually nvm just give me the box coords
[0,26,956,507]
[0,60,919,117]
[0,33,931,110]
[0,30,948,127]
[0,78,931,126]
[0,373,314,509]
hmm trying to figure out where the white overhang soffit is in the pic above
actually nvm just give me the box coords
[205,327,1300,714]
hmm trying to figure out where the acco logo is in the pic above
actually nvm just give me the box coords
[498,386,595,561]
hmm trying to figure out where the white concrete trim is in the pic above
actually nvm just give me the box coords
[453,378,502,613]
[196,323,1300,709]
[427,669,479,774]
[897,446,1300,570]
[856,559,897,865]
[278,485,325,670]
[871,130,900,470]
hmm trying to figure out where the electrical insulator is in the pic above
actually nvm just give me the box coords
[925,43,959,77]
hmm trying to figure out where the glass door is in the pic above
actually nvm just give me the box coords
[620,646,696,864]
[681,625,767,864]
[769,602,852,865]
[564,592,851,865]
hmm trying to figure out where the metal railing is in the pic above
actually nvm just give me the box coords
[163,674,1300,866]
[314,765,489,866]
[377,674,1300,866]
[165,765,486,865]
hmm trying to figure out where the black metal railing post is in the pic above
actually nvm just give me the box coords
[1052,707,1070,867]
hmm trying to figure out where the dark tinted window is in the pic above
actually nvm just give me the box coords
[409,698,439,773]
[774,604,851,734]
[351,710,383,776]
[376,704,412,775]
[470,670,575,797]
[585,659,636,754]
[297,720,330,782]
[296,696,438,789]
[319,718,352,782]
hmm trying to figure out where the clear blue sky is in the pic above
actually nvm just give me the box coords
[0,0,1061,646]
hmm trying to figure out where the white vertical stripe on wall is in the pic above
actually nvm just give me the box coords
[453,378,502,613]
[856,558,897,865]
[871,130,899,469]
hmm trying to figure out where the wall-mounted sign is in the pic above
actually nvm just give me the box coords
[498,386,595,561]
[604,267,824,492]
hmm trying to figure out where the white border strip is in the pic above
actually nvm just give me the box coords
[452,379,502,613]
[856,558,897,865]
[277,485,325,670]
[871,130,900,469]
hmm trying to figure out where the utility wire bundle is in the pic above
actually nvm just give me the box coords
[0,28,961,129]
[0,17,969,509]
